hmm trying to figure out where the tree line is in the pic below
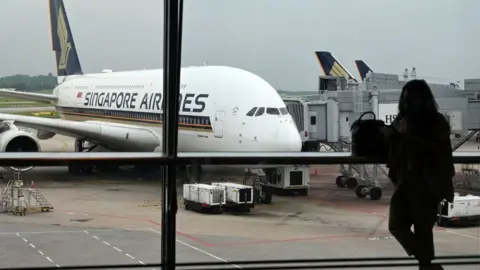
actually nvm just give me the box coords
[0,74,57,92]
[0,74,317,95]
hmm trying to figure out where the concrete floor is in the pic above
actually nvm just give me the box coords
[0,134,479,269]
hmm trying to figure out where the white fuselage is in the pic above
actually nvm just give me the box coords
[52,66,302,152]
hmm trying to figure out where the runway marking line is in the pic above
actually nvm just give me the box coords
[85,230,145,266]
[441,229,480,240]
[55,208,404,247]
[149,228,242,269]
[206,233,370,247]
[0,228,151,236]
[16,232,61,268]
[56,209,214,247]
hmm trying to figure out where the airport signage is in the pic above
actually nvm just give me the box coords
[378,104,456,127]
[378,103,398,125]
[82,91,209,113]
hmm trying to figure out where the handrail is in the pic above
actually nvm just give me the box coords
[1,255,480,270]
[0,151,476,166]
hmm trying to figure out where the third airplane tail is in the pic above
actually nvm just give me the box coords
[314,51,357,82]
[354,60,374,81]
[49,0,83,83]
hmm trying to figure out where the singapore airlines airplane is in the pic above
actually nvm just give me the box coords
[0,0,301,174]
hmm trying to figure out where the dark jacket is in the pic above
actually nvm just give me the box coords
[387,113,455,202]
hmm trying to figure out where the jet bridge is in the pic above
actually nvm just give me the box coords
[283,74,480,200]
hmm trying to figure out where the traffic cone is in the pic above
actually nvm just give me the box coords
[30,181,35,189]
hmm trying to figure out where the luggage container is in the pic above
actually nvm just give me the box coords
[183,184,225,213]
[437,193,480,226]
[211,182,254,212]
[264,165,310,196]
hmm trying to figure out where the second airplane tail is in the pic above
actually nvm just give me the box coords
[354,60,374,81]
[49,0,83,83]
[314,51,357,82]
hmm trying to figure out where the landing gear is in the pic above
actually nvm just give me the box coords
[68,139,94,175]
[336,175,345,187]
[335,176,358,189]
[355,185,367,198]
[337,175,383,200]
[355,185,382,200]
[97,162,120,173]
[68,138,117,175]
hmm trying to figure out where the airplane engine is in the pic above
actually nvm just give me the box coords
[0,129,41,173]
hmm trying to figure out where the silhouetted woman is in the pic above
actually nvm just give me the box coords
[386,80,455,270]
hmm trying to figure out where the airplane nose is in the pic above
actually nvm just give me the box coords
[276,123,302,152]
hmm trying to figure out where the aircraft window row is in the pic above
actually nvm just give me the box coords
[74,86,89,89]
[178,116,211,125]
[67,107,210,125]
[95,85,145,89]
[246,107,289,117]
[107,110,157,120]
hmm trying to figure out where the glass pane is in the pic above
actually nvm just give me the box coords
[2,0,479,269]
[246,107,257,116]
[254,107,265,117]
[175,0,478,268]
[266,107,280,115]
[0,0,168,269]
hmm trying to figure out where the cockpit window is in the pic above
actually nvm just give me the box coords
[266,108,280,115]
[254,107,265,117]
[279,107,289,115]
[246,107,257,116]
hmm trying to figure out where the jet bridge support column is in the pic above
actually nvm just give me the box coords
[371,89,379,117]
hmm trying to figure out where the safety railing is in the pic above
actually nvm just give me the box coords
[5,0,474,269]
[0,151,477,166]
[1,254,480,269]
[0,151,478,270]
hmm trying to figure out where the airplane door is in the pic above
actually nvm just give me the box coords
[214,111,226,138]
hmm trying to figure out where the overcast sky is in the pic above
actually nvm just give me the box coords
[0,0,478,91]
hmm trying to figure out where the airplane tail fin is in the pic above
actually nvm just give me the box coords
[314,51,357,82]
[49,0,83,84]
[354,60,374,81]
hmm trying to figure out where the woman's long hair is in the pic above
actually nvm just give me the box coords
[397,79,439,135]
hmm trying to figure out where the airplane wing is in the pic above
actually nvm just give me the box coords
[0,113,161,151]
[0,89,57,104]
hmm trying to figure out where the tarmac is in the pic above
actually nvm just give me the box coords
[0,136,479,269]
